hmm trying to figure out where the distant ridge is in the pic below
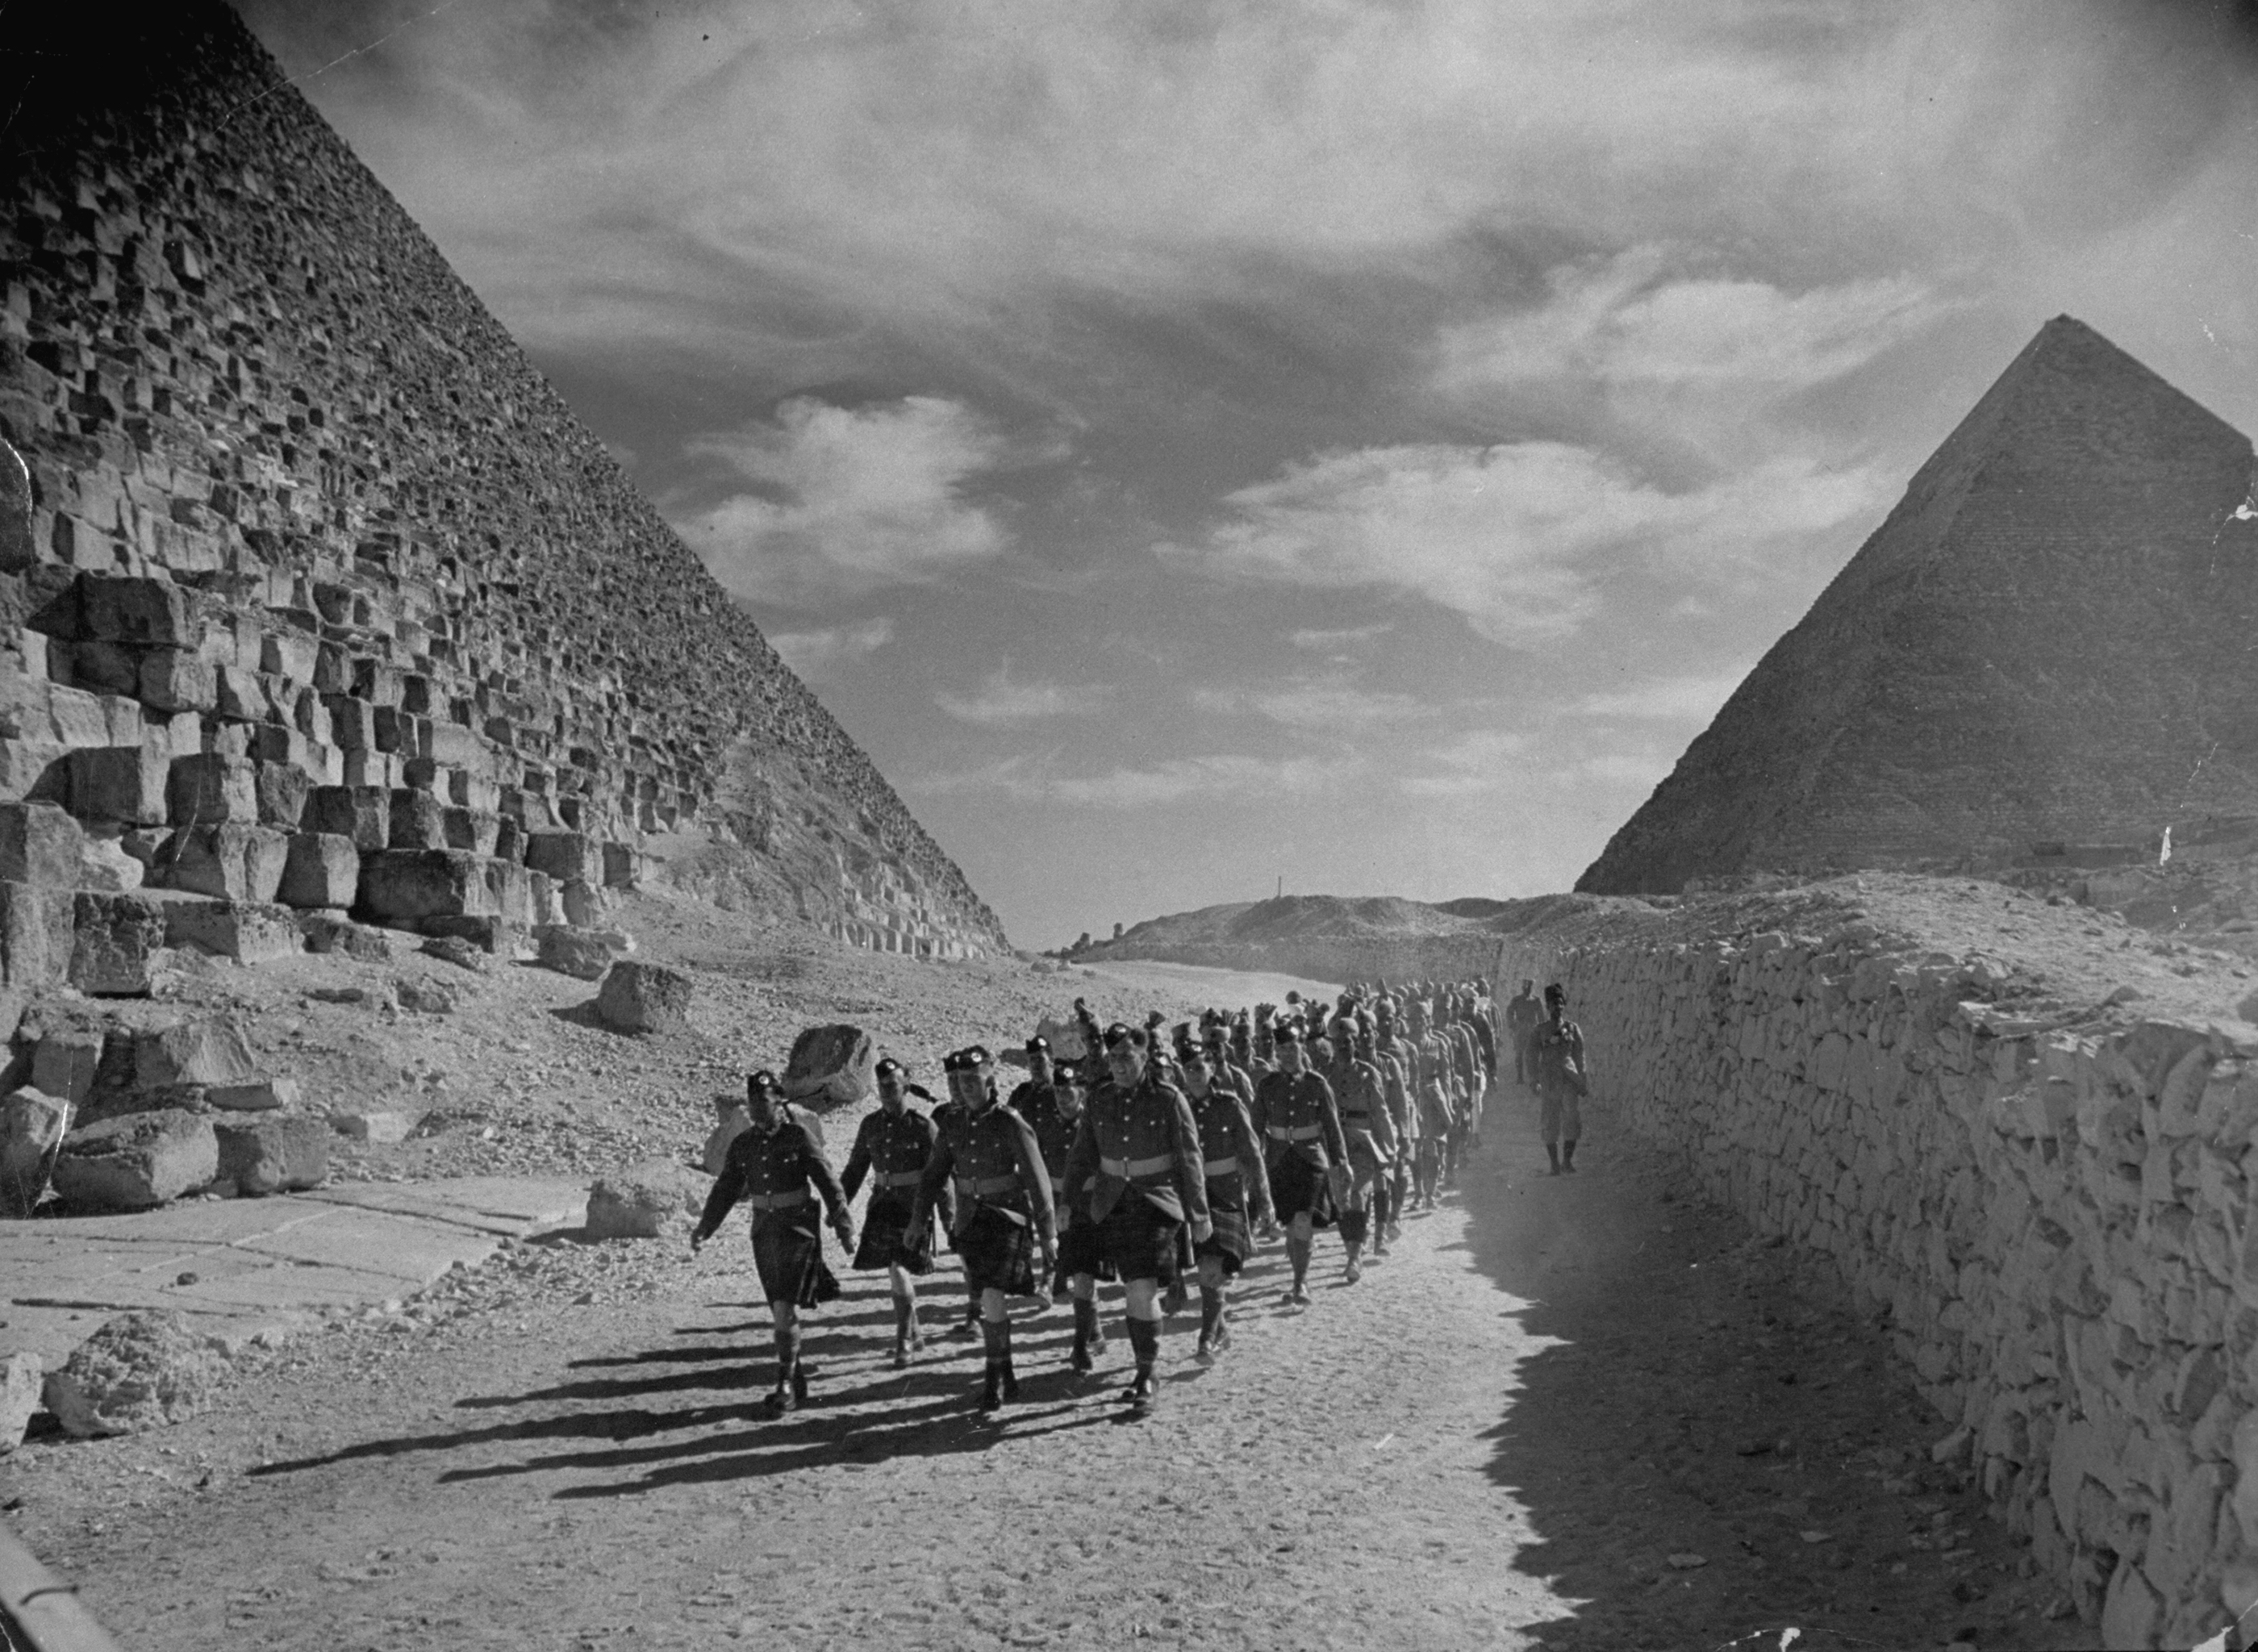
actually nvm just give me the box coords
[1075,892,1627,985]
[1580,316,2258,895]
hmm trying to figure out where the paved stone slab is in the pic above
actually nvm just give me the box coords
[0,1177,586,1373]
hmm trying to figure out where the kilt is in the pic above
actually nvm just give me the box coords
[751,1212,841,1309]
[1053,1212,1115,1291]
[1538,1087,1584,1144]
[1097,1190,1183,1285]
[853,1188,936,1275]
[955,1202,1039,1297]
[1194,1179,1253,1275]
[1269,1152,1336,1229]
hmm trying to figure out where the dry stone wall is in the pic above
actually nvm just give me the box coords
[1501,912,2258,1649]
[0,6,1004,978]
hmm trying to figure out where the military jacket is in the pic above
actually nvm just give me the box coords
[1009,1078,1082,1184]
[841,1105,940,1205]
[1185,1080,1274,1216]
[1325,1054,1396,1153]
[1251,1067,1349,1170]
[1505,992,1543,1046]
[1373,1035,1420,1144]
[693,1119,847,1242]
[1527,1018,1588,1099]
[1061,1073,1211,1230]
[912,1097,1055,1243]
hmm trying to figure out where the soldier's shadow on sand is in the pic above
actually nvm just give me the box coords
[248,1282,1149,1496]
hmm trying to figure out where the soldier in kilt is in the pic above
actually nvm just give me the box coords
[691,1070,854,1415]
[910,1046,1056,1412]
[1013,1039,1115,1372]
[841,1058,945,1367]
[1175,1039,1273,1364]
[1061,1021,1212,1416]
[1252,1024,1350,1306]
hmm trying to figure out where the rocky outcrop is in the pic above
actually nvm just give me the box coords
[1581,318,2258,896]
[0,6,1006,974]
[51,1110,217,1210]
[783,1024,874,1105]
[40,1310,228,1437]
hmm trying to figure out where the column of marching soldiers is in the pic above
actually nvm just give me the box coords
[691,977,1585,1420]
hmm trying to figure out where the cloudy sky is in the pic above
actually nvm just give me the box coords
[240,0,2258,948]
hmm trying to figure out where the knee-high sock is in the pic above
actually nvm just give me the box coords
[981,1317,1007,1362]
[893,1296,914,1343]
[1200,1285,1223,1341]
[772,1323,799,1385]
[1126,1315,1159,1375]
[1073,1296,1100,1350]
[1338,1197,1368,1246]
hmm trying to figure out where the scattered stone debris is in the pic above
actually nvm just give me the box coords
[584,1159,704,1239]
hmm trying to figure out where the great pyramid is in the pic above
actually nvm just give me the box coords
[0,5,1005,966]
[1579,316,2258,895]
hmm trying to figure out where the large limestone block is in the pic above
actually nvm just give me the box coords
[0,1087,70,1216]
[483,857,531,925]
[1,879,75,991]
[442,807,502,857]
[278,832,358,910]
[65,743,169,826]
[783,1024,874,1106]
[134,1015,258,1090]
[214,1115,328,1195]
[584,1159,703,1239]
[69,891,169,995]
[77,575,194,647]
[525,831,602,886]
[78,833,145,892]
[52,1111,218,1210]
[255,761,311,829]
[595,961,692,1035]
[357,849,499,921]
[303,783,389,849]
[601,842,641,890]
[30,1031,101,1107]
[40,1310,228,1437]
[164,899,301,965]
[561,878,612,927]
[164,823,289,903]
[139,648,216,715]
[165,752,257,826]
[535,923,626,981]
[387,787,447,849]
[0,799,84,886]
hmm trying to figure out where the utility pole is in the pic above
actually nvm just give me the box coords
[1275,874,1283,900]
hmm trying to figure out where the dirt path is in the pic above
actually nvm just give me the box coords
[8,1064,2101,1652]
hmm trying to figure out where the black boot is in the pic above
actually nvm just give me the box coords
[1071,1297,1100,1372]
[1123,1317,1159,1414]
[1562,1138,1578,1173]
[1546,1143,1561,1175]
[1196,1287,1224,1363]
[765,1325,799,1414]
[977,1318,1011,1410]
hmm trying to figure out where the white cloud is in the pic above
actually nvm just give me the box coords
[675,396,1008,607]
[1438,254,1943,405]
[1576,668,1747,723]
[1288,623,1392,653]
[1192,679,1423,732]
[911,751,1341,808]
[1164,441,1880,647]
[937,663,1110,726]
[1399,728,1529,799]
[765,615,895,681]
